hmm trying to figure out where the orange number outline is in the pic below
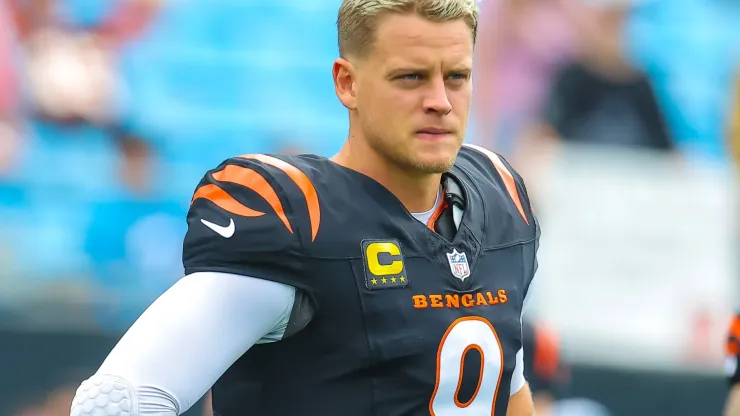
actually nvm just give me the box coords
[429,316,504,415]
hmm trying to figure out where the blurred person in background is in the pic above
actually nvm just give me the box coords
[543,0,673,153]
[4,0,185,330]
[71,0,542,415]
[0,0,23,177]
[6,0,161,189]
[471,0,580,179]
[471,0,672,190]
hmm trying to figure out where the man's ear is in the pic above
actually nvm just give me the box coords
[333,58,358,110]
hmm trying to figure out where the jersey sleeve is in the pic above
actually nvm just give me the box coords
[182,155,315,293]
[462,145,540,295]
[493,151,539,297]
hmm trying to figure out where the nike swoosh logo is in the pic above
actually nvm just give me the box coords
[201,218,235,238]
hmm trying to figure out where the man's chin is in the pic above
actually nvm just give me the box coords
[406,156,456,175]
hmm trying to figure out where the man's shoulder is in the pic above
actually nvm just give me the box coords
[456,144,526,189]
[456,144,536,229]
[190,153,336,240]
[183,153,339,282]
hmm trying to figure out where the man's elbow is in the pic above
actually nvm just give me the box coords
[70,374,179,416]
[507,382,535,416]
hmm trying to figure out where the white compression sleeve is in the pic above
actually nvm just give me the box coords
[509,347,526,395]
[71,272,296,416]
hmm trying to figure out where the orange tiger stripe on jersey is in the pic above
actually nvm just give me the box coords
[191,184,265,218]
[727,315,740,355]
[464,144,529,225]
[212,165,293,234]
[239,154,321,241]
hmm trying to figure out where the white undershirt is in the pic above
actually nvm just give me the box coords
[81,187,527,415]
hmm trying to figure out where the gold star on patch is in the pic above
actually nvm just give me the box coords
[371,278,378,285]
[381,278,388,284]
[400,276,406,283]
[391,277,397,283]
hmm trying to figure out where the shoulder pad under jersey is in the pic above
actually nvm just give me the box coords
[182,154,321,293]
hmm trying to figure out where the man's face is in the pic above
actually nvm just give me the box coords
[353,14,474,174]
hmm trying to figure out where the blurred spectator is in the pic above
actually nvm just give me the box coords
[7,0,161,190]
[471,0,671,184]
[0,2,18,115]
[473,0,579,157]
[623,0,740,163]
[0,0,23,176]
[543,0,673,152]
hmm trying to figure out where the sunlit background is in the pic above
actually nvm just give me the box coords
[0,0,738,415]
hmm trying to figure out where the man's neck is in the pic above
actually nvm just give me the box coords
[331,138,442,213]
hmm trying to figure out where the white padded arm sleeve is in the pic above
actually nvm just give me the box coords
[71,272,296,416]
[509,347,526,395]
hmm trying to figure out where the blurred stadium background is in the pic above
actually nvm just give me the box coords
[0,0,738,414]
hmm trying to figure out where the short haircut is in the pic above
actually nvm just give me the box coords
[337,0,479,58]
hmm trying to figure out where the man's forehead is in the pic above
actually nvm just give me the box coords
[379,42,473,70]
[375,14,473,48]
[382,53,473,71]
[371,15,473,68]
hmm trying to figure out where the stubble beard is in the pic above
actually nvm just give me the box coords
[367,133,458,175]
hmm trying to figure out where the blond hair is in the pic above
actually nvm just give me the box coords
[337,0,479,59]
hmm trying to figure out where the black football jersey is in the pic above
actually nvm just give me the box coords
[182,145,540,416]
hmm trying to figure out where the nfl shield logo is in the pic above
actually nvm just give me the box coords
[446,249,470,281]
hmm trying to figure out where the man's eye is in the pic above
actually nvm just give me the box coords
[448,73,469,81]
[399,74,422,80]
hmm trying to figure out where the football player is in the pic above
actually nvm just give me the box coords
[725,313,740,416]
[70,0,540,415]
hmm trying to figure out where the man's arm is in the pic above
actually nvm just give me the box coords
[507,337,535,415]
[70,272,296,416]
[71,155,316,416]
[508,382,535,416]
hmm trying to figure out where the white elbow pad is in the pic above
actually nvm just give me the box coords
[71,375,137,416]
